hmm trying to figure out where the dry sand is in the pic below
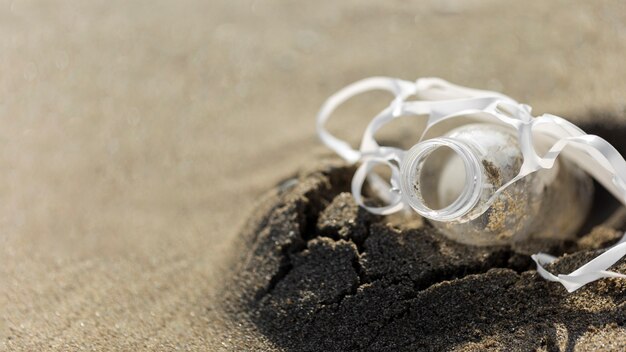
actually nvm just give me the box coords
[1,0,626,350]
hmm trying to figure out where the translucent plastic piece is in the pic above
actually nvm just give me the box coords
[317,76,626,291]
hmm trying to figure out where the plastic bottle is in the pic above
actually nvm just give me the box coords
[399,123,594,246]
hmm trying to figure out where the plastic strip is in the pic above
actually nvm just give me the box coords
[532,232,626,292]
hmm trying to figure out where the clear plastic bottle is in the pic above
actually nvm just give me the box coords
[400,123,594,246]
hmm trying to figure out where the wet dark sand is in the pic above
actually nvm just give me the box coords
[220,121,626,351]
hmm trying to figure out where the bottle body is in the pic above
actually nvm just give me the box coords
[401,123,593,246]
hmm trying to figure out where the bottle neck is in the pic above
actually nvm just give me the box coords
[400,138,483,222]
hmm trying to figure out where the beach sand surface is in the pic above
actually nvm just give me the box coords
[2,0,626,350]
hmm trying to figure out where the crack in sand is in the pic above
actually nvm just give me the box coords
[253,164,539,308]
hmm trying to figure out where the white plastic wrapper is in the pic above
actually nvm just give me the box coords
[317,77,626,292]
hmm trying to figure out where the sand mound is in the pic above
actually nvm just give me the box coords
[220,122,626,351]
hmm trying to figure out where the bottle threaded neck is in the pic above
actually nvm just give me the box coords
[400,138,483,222]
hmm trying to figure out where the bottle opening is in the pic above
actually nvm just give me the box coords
[400,138,483,222]
[419,146,467,210]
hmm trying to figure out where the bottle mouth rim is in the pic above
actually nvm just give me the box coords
[400,138,483,222]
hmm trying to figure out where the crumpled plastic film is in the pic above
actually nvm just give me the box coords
[316,76,626,292]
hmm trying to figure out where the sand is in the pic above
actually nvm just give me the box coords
[2,0,626,351]
[224,159,626,351]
